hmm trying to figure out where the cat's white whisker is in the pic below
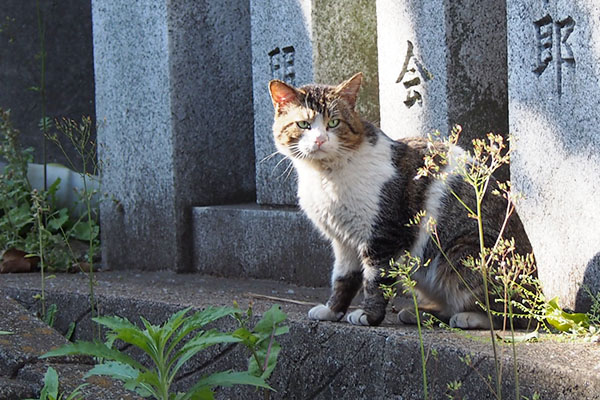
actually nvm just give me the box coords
[259,150,281,164]
[277,159,295,181]
[271,154,291,175]
[283,162,296,181]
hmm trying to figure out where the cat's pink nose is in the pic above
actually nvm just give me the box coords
[315,136,327,148]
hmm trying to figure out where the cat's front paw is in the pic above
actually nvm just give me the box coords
[346,309,371,326]
[308,304,344,321]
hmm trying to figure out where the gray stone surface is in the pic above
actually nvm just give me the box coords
[376,0,509,151]
[0,291,142,400]
[93,0,255,272]
[193,204,332,286]
[507,1,600,311]
[0,0,95,169]
[251,0,379,205]
[2,271,600,400]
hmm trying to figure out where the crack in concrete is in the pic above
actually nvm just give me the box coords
[318,330,339,347]
[173,343,238,384]
[66,306,92,340]
[304,340,369,400]
[457,355,486,386]
[9,360,31,379]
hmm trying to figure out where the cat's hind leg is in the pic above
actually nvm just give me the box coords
[309,241,362,322]
[397,305,443,325]
[399,309,492,329]
[449,312,492,329]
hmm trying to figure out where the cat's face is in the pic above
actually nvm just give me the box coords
[268,73,365,164]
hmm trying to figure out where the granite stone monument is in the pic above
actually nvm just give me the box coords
[376,0,509,151]
[507,0,600,310]
[93,0,255,272]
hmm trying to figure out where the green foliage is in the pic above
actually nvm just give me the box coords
[1,109,101,329]
[42,303,58,327]
[0,109,98,271]
[233,304,289,382]
[584,286,600,327]
[0,108,34,252]
[24,366,86,400]
[42,305,288,400]
[445,380,462,399]
[545,297,589,333]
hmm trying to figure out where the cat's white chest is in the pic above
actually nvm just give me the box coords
[295,138,396,248]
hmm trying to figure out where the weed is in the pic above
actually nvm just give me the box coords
[233,302,289,400]
[47,116,101,337]
[0,109,34,251]
[42,304,288,400]
[584,286,600,327]
[24,366,87,400]
[382,126,546,399]
[445,380,462,399]
[383,253,430,399]
[34,0,49,192]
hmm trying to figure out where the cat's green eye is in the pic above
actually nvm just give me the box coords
[296,120,311,129]
[327,119,340,128]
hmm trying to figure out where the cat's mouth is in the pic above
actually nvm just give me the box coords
[298,146,329,160]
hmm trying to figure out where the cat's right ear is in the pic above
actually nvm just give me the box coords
[269,80,299,110]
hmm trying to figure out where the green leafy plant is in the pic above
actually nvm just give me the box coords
[25,366,87,400]
[0,110,95,267]
[545,297,590,334]
[0,108,34,253]
[42,305,288,400]
[233,302,289,400]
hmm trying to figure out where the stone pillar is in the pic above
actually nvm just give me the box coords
[507,1,600,310]
[194,0,379,286]
[376,0,509,148]
[0,0,95,168]
[93,0,255,272]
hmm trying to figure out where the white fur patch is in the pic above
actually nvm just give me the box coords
[308,304,344,321]
[295,134,396,251]
[330,240,362,285]
[346,309,370,326]
[297,114,331,157]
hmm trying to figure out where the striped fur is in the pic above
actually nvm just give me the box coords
[269,73,532,328]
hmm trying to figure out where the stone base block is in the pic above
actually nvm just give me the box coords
[192,204,332,287]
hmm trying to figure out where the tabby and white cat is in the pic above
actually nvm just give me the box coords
[268,73,532,329]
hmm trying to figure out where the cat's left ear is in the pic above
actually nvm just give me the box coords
[334,72,363,110]
[269,80,300,110]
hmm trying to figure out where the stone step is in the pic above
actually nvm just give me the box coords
[1,271,599,400]
[192,204,332,287]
